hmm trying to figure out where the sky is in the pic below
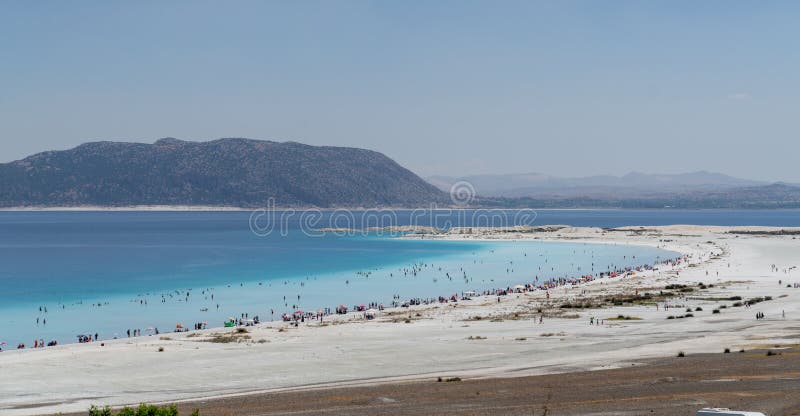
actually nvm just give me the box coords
[1,1,798,182]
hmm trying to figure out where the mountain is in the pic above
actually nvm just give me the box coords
[664,183,800,209]
[476,183,800,209]
[0,138,446,208]
[427,171,768,198]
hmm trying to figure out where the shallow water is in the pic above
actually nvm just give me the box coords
[0,210,724,347]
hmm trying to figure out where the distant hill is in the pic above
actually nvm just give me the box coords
[472,183,800,209]
[0,138,446,208]
[429,172,800,209]
[427,171,768,198]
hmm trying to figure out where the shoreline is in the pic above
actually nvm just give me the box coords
[0,229,673,349]
[0,233,676,349]
[1,225,798,415]
[4,206,800,212]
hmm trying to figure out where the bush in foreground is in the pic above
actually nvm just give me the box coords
[89,404,198,416]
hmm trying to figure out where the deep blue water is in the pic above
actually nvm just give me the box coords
[0,209,796,347]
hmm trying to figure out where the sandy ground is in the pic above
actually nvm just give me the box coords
[126,347,800,416]
[1,225,799,415]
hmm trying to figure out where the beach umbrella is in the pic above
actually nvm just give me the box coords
[176,323,183,329]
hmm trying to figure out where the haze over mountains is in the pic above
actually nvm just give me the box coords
[428,172,800,209]
[427,172,772,198]
[0,138,798,209]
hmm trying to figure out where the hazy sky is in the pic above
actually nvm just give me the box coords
[1,1,798,181]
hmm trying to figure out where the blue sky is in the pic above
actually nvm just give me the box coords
[1,1,798,181]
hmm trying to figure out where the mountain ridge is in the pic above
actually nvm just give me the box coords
[0,138,446,208]
[427,171,772,197]
[3,139,798,210]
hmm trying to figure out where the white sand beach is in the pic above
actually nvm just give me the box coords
[1,225,798,415]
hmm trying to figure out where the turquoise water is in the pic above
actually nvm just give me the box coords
[0,210,717,347]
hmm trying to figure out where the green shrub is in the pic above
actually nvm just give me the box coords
[437,376,462,382]
[665,284,687,290]
[89,404,197,416]
[89,406,112,416]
